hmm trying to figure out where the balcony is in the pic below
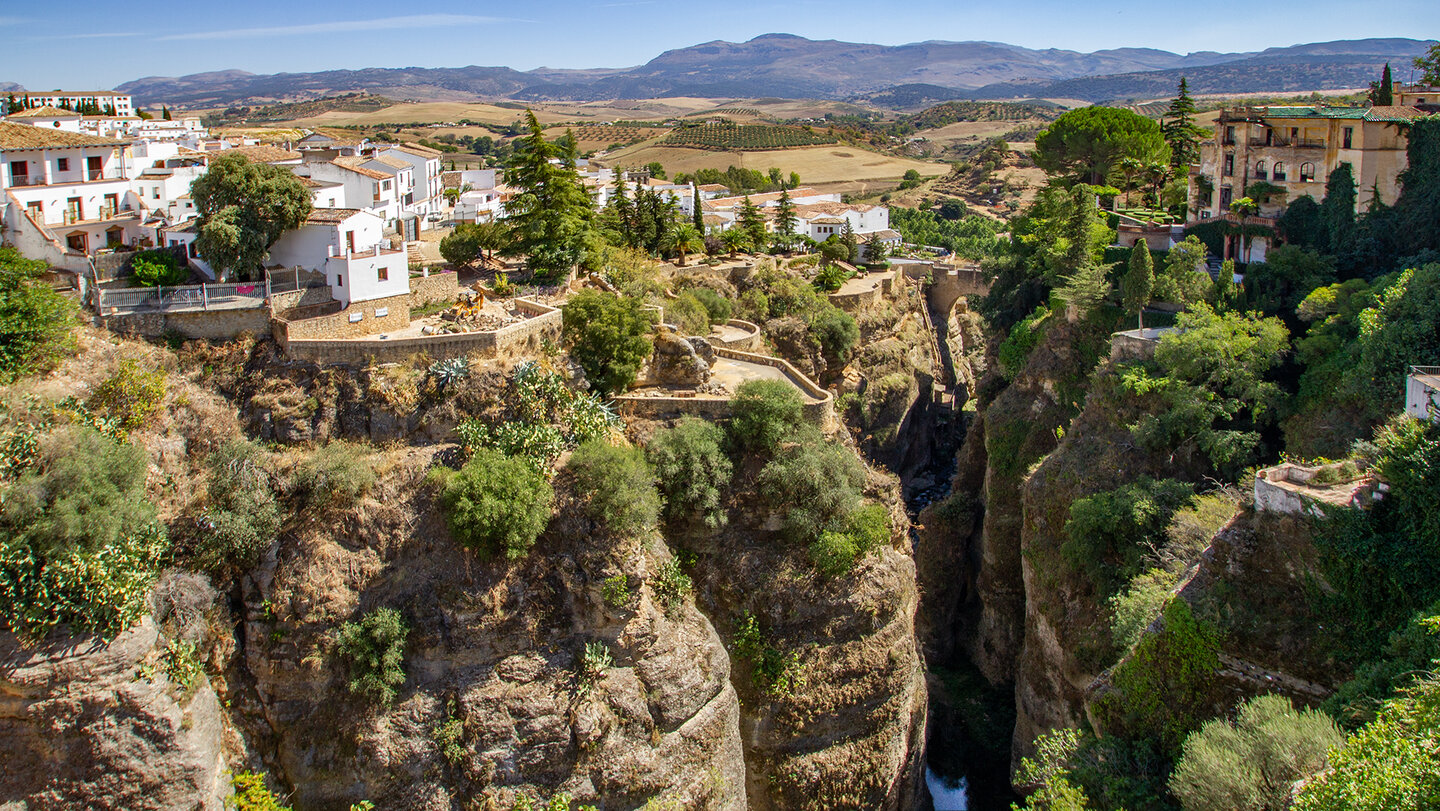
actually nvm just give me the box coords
[7,172,126,188]
[1249,137,1326,149]
[8,175,41,187]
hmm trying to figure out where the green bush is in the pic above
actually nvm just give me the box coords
[456,419,564,468]
[666,291,711,336]
[997,305,1048,380]
[813,263,853,292]
[197,440,280,576]
[809,502,890,576]
[602,573,632,607]
[130,249,189,286]
[334,607,409,706]
[757,434,866,543]
[733,612,804,697]
[230,771,292,811]
[87,359,166,432]
[810,305,860,362]
[434,448,554,559]
[297,442,376,510]
[1170,694,1343,811]
[1061,477,1193,599]
[646,418,733,527]
[1101,599,1221,753]
[159,638,205,691]
[562,290,654,395]
[0,246,76,385]
[651,557,692,611]
[688,286,732,324]
[566,440,660,536]
[577,640,613,694]
[729,379,805,453]
[1326,602,1440,727]
[1109,569,1176,650]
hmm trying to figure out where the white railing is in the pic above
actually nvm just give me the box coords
[96,280,269,313]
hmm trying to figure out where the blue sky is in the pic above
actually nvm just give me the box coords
[1,0,1435,90]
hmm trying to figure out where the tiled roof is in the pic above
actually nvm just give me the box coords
[0,121,127,149]
[866,229,901,241]
[369,155,411,171]
[1365,106,1428,122]
[222,145,302,163]
[390,143,442,158]
[1261,106,1367,120]
[5,105,80,119]
[305,207,364,224]
[697,183,729,192]
[295,176,343,188]
[704,187,825,209]
[332,157,389,180]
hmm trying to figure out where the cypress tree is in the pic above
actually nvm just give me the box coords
[1212,259,1237,311]
[774,188,796,239]
[691,180,704,232]
[162,105,171,120]
[1121,240,1154,325]
[1375,64,1394,106]
[840,219,859,264]
[1320,162,1357,254]
[610,174,635,248]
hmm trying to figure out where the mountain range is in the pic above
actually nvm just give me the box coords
[19,34,1432,109]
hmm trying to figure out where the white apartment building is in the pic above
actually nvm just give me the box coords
[268,208,408,306]
[298,156,411,232]
[9,91,134,117]
[0,121,140,270]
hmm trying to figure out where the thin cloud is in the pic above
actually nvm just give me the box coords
[52,31,146,39]
[0,16,32,25]
[158,14,520,42]
[600,1,655,6]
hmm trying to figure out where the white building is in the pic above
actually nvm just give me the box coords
[297,156,411,232]
[8,91,134,117]
[380,144,445,234]
[0,121,141,269]
[268,208,408,306]
[1406,366,1440,424]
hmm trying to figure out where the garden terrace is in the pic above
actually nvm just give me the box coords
[1252,461,1381,517]
[615,346,833,427]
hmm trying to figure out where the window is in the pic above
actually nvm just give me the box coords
[1254,161,1267,180]
[1220,186,1233,207]
[1300,162,1316,182]
[378,266,388,281]
[1343,127,1354,149]
[1223,154,1234,177]
[57,158,69,171]
[1224,126,1236,145]
[1272,162,1287,182]
[25,201,42,218]
[153,187,160,199]
[337,274,344,288]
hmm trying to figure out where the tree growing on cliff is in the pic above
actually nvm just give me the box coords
[433,448,554,559]
[190,153,311,281]
[504,112,594,281]
[561,290,653,395]
[566,440,660,537]
[0,246,75,384]
[334,607,409,706]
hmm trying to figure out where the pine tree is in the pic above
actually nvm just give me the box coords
[3,94,15,115]
[774,188,797,241]
[1120,241,1154,325]
[1161,78,1206,169]
[609,174,635,248]
[504,110,595,280]
[737,196,768,251]
[840,219,859,264]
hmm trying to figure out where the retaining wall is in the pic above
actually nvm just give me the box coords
[709,319,762,351]
[278,298,561,366]
[277,293,412,341]
[615,345,833,428]
[409,272,460,309]
[101,306,271,340]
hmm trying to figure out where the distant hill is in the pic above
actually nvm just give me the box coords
[109,35,1436,109]
[970,39,1435,102]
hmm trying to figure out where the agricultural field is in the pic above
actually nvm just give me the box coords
[661,121,839,151]
[547,123,671,153]
[594,143,941,197]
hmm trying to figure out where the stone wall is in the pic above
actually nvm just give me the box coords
[93,245,189,284]
[270,285,335,316]
[409,271,460,309]
[709,319,762,351]
[277,293,413,341]
[279,297,561,366]
[616,345,834,428]
[102,306,270,340]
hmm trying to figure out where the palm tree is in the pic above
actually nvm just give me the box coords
[720,227,751,257]
[1143,162,1170,209]
[1115,157,1145,208]
[661,223,704,267]
[1229,197,1260,262]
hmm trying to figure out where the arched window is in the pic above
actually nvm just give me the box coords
[1299,162,1316,182]
[1272,162,1287,182]
[1254,161,1267,180]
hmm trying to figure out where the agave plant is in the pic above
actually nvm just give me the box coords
[428,358,471,389]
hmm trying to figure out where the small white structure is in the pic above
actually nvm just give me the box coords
[1406,366,1440,423]
[268,208,408,306]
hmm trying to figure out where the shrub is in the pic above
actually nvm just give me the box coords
[130,249,188,286]
[1170,695,1344,811]
[566,440,660,536]
[0,246,76,384]
[577,641,612,693]
[197,440,280,576]
[809,502,890,576]
[646,418,733,527]
[810,305,859,362]
[433,713,466,766]
[1061,477,1193,599]
[729,379,805,453]
[334,607,409,706]
[1101,599,1221,753]
[562,290,654,395]
[651,557,692,610]
[230,771,292,811]
[297,442,377,510]
[688,286,732,324]
[1109,569,1175,650]
[602,574,632,607]
[813,263,853,292]
[757,434,867,543]
[158,638,205,691]
[87,359,166,432]
[666,292,711,336]
[997,305,1048,380]
[733,612,804,697]
[456,419,564,468]
[434,448,554,559]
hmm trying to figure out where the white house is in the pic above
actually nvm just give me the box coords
[298,157,410,232]
[3,105,85,131]
[297,176,347,209]
[295,132,368,157]
[1406,367,1440,423]
[268,208,408,307]
[380,144,445,233]
[0,121,141,269]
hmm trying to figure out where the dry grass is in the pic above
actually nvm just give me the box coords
[593,144,942,194]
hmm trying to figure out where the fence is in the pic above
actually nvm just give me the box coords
[94,269,327,314]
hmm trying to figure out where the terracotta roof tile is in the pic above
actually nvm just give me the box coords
[0,121,127,149]
[5,105,80,119]
[332,157,389,180]
[305,207,364,224]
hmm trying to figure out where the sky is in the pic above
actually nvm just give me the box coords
[1,0,1436,90]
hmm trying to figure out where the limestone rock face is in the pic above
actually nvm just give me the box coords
[651,327,713,386]
[236,457,747,810]
[0,618,229,811]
